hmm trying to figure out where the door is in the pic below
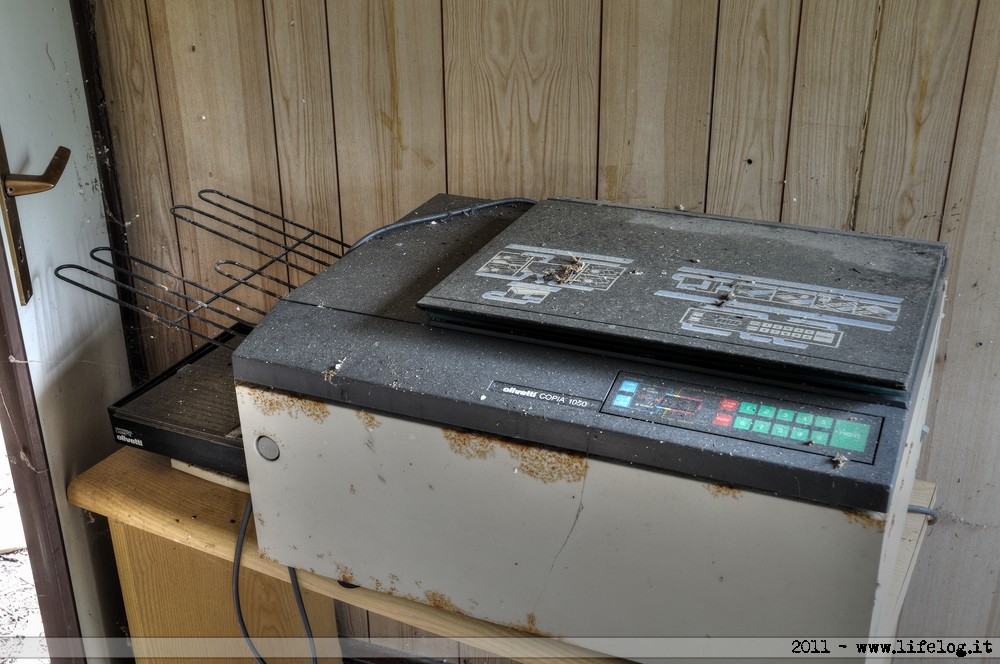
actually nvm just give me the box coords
[0,0,132,659]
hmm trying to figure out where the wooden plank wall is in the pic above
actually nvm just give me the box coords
[94,0,998,647]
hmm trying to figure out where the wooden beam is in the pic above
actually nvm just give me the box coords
[444,0,601,200]
[93,0,192,374]
[598,0,716,211]
[328,0,447,243]
[782,0,879,230]
[853,0,977,240]
[706,0,800,222]
[264,0,344,284]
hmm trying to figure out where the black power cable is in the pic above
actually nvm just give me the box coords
[348,198,536,252]
[234,498,319,664]
[288,567,318,664]
[233,497,267,664]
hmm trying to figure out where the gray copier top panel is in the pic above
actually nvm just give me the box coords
[420,198,946,394]
[233,195,946,512]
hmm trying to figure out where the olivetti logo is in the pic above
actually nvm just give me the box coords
[114,426,143,447]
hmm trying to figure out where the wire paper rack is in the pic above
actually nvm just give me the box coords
[55,189,349,348]
[57,190,537,353]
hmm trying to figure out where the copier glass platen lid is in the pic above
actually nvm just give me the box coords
[419,198,946,396]
[233,195,947,513]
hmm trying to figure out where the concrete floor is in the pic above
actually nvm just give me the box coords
[0,457,48,663]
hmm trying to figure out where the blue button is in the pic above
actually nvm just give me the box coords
[620,381,639,394]
[613,394,633,408]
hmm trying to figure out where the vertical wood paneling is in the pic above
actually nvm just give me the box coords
[334,600,370,638]
[93,0,191,375]
[147,0,283,323]
[899,1,1000,639]
[706,0,800,221]
[444,0,601,200]
[854,0,977,240]
[328,0,446,243]
[264,0,343,283]
[782,0,879,230]
[598,0,716,210]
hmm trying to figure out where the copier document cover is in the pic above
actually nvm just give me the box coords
[420,199,947,394]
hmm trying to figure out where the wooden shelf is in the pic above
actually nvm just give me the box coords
[68,447,614,663]
[69,446,935,662]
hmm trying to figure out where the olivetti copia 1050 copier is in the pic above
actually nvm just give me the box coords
[233,195,945,655]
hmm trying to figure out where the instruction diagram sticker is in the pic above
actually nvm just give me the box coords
[656,267,902,351]
[475,243,633,305]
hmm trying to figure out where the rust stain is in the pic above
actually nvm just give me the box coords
[842,508,886,533]
[423,590,463,614]
[374,2,436,177]
[501,441,587,483]
[443,428,497,460]
[602,164,622,201]
[442,428,587,483]
[413,588,552,637]
[411,147,436,171]
[356,410,381,430]
[245,386,330,423]
[704,482,743,499]
[335,563,354,584]
[501,614,552,638]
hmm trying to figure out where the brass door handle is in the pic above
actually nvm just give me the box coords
[3,146,71,197]
[0,136,72,305]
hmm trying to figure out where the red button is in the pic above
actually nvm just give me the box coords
[719,398,739,412]
[714,412,734,427]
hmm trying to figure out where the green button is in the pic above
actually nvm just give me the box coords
[811,431,829,445]
[757,405,776,419]
[752,420,771,433]
[814,416,834,429]
[791,427,811,441]
[794,412,815,426]
[733,416,753,430]
[738,402,758,415]
[776,409,795,422]
[831,420,870,451]
[770,423,790,438]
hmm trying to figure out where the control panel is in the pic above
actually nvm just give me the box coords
[602,372,881,463]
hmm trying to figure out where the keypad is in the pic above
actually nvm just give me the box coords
[713,399,871,451]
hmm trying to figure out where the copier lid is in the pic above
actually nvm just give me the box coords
[419,199,947,395]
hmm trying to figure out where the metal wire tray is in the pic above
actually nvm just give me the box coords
[55,189,348,348]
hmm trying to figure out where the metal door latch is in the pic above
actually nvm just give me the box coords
[0,131,71,305]
[3,146,70,197]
